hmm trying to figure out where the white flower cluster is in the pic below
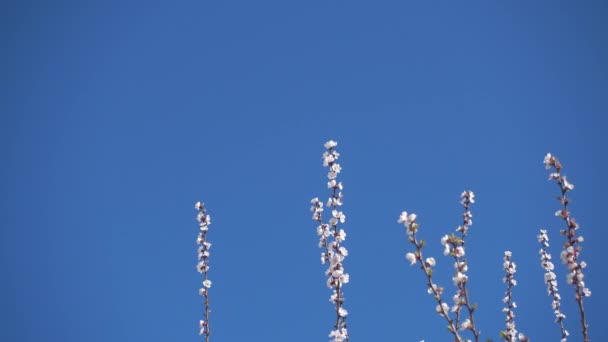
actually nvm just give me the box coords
[195,201,212,339]
[538,229,569,341]
[501,251,526,342]
[311,140,349,342]
[544,153,591,340]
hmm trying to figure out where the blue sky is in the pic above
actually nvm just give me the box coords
[2,1,607,341]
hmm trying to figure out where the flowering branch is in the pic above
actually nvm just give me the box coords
[544,153,591,342]
[500,251,527,342]
[311,140,349,342]
[401,212,463,342]
[195,201,213,341]
[538,229,569,341]
[442,191,481,342]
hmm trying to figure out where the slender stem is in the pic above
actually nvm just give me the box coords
[204,263,211,342]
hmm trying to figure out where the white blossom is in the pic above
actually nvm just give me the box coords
[460,318,472,331]
[324,140,338,149]
[544,153,554,169]
[406,252,416,265]
[436,302,449,314]
[398,211,417,226]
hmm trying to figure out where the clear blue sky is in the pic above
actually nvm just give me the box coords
[2,1,606,341]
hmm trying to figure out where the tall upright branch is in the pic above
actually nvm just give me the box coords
[538,229,569,341]
[311,140,350,342]
[445,191,481,342]
[544,153,591,342]
[500,252,528,342]
[195,201,213,342]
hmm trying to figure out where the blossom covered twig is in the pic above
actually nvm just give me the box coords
[544,153,591,342]
[311,140,349,342]
[500,251,528,342]
[195,201,213,341]
[442,191,481,342]
[538,229,569,341]
[401,212,463,342]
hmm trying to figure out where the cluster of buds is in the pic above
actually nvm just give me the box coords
[544,153,590,341]
[500,251,527,342]
[538,229,569,341]
[195,201,212,341]
[311,140,349,342]
[400,211,463,342]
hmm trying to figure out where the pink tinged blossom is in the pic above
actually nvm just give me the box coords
[338,307,348,317]
[425,257,436,267]
[203,279,212,288]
